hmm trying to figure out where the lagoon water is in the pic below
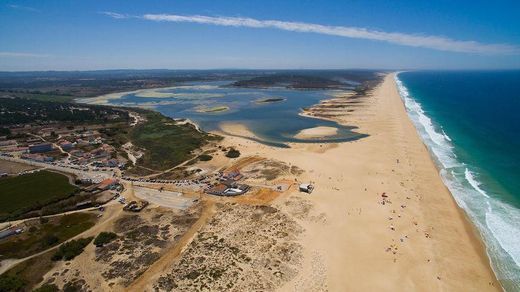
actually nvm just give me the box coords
[397,71,520,291]
[106,81,367,147]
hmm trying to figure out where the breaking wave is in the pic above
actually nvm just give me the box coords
[395,73,520,291]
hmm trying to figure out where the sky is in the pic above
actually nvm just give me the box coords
[1,0,519,71]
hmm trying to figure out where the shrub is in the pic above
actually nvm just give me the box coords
[93,232,117,247]
[198,154,213,161]
[52,237,92,261]
[225,148,240,158]
[42,234,59,247]
[0,275,25,292]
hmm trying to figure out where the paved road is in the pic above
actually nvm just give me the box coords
[0,156,115,183]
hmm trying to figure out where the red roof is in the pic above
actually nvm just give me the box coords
[97,178,118,189]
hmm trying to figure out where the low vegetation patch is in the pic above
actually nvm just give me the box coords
[0,274,25,292]
[0,170,78,221]
[225,148,241,158]
[0,213,96,259]
[198,154,213,161]
[52,237,93,261]
[126,111,221,171]
[94,232,118,247]
[0,97,129,125]
[0,249,56,291]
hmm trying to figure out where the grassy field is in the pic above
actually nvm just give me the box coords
[0,213,97,259]
[0,249,56,291]
[126,111,221,172]
[0,170,78,219]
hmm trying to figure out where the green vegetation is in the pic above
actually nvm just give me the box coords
[197,106,229,113]
[198,154,213,161]
[0,274,25,292]
[0,127,11,136]
[0,213,97,259]
[255,97,285,104]
[127,111,220,171]
[0,70,211,98]
[0,90,74,103]
[0,170,78,221]
[0,98,129,125]
[232,74,344,89]
[52,237,93,261]
[231,71,380,89]
[225,148,241,158]
[93,232,118,247]
[0,249,56,291]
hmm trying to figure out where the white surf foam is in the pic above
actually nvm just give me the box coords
[465,168,491,199]
[395,73,520,290]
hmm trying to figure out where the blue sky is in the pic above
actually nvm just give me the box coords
[1,0,519,71]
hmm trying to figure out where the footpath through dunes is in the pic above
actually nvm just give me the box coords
[124,201,216,292]
[218,73,500,291]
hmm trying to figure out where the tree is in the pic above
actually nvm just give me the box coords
[0,275,25,292]
[198,154,213,161]
[93,232,117,247]
[225,148,240,158]
[52,237,93,261]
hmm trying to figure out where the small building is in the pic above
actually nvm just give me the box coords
[221,170,243,181]
[123,200,149,212]
[105,159,119,168]
[96,178,119,191]
[28,143,53,153]
[206,182,250,196]
[75,200,93,209]
[223,184,250,196]
[0,140,17,147]
[299,183,314,194]
[59,141,74,150]
[0,227,23,240]
[206,184,228,195]
[21,153,54,162]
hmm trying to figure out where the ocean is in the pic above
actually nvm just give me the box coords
[396,71,520,291]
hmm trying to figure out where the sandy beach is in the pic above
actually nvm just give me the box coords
[294,126,338,139]
[219,73,500,291]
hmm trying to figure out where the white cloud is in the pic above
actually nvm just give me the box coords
[104,12,518,54]
[7,4,39,12]
[0,52,51,58]
[99,11,131,19]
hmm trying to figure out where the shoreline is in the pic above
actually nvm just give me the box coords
[218,73,500,290]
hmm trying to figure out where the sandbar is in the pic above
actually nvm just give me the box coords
[294,126,338,139]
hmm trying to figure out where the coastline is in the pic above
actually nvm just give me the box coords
[218,73,500,290]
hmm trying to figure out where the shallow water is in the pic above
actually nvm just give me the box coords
[106,81,367,147]
[397,71,520,291]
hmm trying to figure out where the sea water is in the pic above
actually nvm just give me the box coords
[396,71,520,291]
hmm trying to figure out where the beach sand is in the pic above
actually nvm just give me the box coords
[294,126,338,139]
[219,73,500,291]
